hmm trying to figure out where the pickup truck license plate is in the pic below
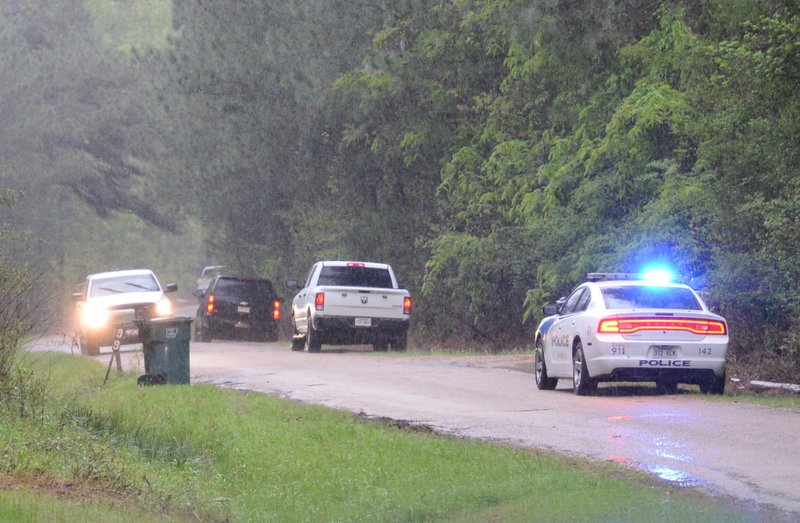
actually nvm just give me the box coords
[355,317,371,327]
[650,345,677,358]
[238,305,250,314]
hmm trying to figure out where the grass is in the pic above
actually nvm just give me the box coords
[0,352,770,521]
[0,488,164,523]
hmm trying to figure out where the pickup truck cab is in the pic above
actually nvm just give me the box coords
[288,261,411,352]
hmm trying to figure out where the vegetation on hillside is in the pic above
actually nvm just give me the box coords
[1,1,798,377]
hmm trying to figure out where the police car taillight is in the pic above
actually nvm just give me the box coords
[598,317,727,335]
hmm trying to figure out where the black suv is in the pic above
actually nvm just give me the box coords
[195,275,282,342]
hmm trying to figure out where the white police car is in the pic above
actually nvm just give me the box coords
[534,271,728,395]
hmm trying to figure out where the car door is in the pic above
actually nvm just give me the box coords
[547,287,588,375]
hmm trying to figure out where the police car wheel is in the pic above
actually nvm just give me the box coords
[699,372,725,395]
[534,341,558,390]
[656,380,679,394]
[572,343,597,396]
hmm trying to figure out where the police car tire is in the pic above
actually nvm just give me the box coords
[573,344,597,396]
[534,341,558,390]
[656,380,679,394]
[700,372,725,395]
[390,333,407,351]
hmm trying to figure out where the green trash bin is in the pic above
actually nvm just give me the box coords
[142,316,193,385]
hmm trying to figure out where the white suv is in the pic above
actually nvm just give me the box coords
[72,269,177,355]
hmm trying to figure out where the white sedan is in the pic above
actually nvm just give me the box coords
[534,273,729,395]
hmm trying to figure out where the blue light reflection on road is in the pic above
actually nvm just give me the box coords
[646,464,705,487]
[606,412,706,488]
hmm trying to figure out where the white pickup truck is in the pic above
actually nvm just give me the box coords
[288,261,411,352]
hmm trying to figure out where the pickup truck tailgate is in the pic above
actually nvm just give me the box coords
[319,287,406,319]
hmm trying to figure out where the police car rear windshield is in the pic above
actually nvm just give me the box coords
[601,286,701,310]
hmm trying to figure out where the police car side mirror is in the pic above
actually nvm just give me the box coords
[543,304,559,316]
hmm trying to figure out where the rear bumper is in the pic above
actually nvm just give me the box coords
[313,316,408,344]
[587,338,727,381]
[601,366,720,385]
[202,314,278,335]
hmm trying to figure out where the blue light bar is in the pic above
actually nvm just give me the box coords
[640,268,673,284]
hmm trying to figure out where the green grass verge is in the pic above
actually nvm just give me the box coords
[0,352,761,522]
[0,489,164,523]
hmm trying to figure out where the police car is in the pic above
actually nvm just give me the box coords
[534,271,728,395]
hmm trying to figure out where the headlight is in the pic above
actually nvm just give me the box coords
[155,297,172,317]
[81,303,109,330]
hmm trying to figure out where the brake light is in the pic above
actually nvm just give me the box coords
[346,262,366,267]
[315,292,325,310]
[598,317,727,335]
[207,294,215,314]
[273,300,281,320]
[403,296,412,315]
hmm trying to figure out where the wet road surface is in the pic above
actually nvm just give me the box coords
[29,334,800,519]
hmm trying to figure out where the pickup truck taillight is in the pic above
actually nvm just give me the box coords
[403,297,412,315]
[273,300,281,320]
[207,294,216,314]
[315,292,325,310]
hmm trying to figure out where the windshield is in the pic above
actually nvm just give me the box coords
[317,266,393,288]
[601,286,702,310]
[89,274,160,297]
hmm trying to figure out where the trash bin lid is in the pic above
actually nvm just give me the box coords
[149,316,193,342]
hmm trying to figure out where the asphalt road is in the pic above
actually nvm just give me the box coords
[29,333,800,519]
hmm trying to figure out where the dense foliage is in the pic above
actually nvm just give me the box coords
[1,1,798,376]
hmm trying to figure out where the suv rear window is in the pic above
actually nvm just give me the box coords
[317,266,393,288]
[601,286,701,310]
[214,278,275,302]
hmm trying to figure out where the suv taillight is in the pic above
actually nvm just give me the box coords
[207,294,215,314]
[273,300,281,320]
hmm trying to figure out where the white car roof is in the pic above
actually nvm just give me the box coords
[89,269,156,280]
[320,261,389,269]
